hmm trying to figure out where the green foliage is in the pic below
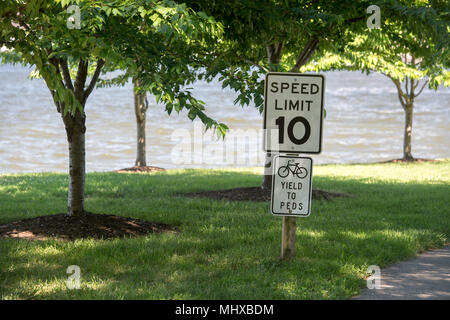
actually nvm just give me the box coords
[301,1,449,88]
[93,1,228,137]
[187,0,449,113]
[0,0,224,122]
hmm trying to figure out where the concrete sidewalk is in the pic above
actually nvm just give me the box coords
[354,245,450,300]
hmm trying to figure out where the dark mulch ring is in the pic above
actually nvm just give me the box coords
[114,165,166,173]
[0,212,176,241]
[381,158,442,163]
[183,187,353,202]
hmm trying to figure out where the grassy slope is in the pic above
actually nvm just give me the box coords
[0,161,449,299]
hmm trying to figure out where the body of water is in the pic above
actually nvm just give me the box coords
[0,64,448,173]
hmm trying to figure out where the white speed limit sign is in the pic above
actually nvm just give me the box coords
[263,72,325,154]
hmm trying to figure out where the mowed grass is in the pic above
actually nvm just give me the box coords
[0,161,449,299]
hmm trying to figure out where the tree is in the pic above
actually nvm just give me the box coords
[133,78,149,167]
[188,0,440,187]
[387,54,448,161]
[0,0,223,217]
[97,26,228,169]
[303,1,449,161]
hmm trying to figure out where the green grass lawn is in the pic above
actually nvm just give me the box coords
[1,161,449,299]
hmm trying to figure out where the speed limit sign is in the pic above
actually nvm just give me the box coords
[263,72,325,154]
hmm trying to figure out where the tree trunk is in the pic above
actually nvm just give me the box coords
[403,104,414,161]
[46,58,104,218]
[262,152,273,189]
[134,79,147,167]
[65,112,86,217]
[262,43,283,190]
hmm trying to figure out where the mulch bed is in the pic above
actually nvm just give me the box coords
[114,166,166,173]
[184,186,352,202]
[380,158,441,163]
[0,212,176,241]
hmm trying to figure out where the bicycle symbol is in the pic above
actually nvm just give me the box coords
[277,160,308,179]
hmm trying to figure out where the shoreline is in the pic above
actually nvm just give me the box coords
[0,158,448,176]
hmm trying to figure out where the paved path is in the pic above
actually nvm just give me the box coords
[354,245,450,300]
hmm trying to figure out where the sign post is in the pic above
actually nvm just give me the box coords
[271,155,313,259]
[281,216,296,259]
[263,72,324,260]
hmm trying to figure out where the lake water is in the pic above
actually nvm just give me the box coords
[0,64,448,173]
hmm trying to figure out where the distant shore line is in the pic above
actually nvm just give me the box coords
[1,158,447,175]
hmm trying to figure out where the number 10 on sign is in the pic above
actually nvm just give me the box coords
[263,73,325,154]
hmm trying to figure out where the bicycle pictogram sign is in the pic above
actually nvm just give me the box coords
[271,155,313,217]
[277,159,308,179]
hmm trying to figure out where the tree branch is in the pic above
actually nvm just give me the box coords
[10,16,31,31]
[410,77,415,100]
[387,75,408,109]
[344,16,366,24]
[290,37,319,72]
[266,42,284,66]
[74,59,88,101]
[239,57,267,72]
[59,59,74,91]
[409,55,416,100]
[46,49,62,78]
[404,76,409,97]
[414,79,429,98]
[275,42,283,62]
[48,88,61,113]
[144,96,149,113]
[83,59,105,104]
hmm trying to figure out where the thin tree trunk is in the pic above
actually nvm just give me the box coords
[262,152,273,189]
[134,79,147,167]
[65,112,86,217]
[135,113,146,167]
[403,104,414,161]
[46,58,104,218]
[262,43,283,190]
